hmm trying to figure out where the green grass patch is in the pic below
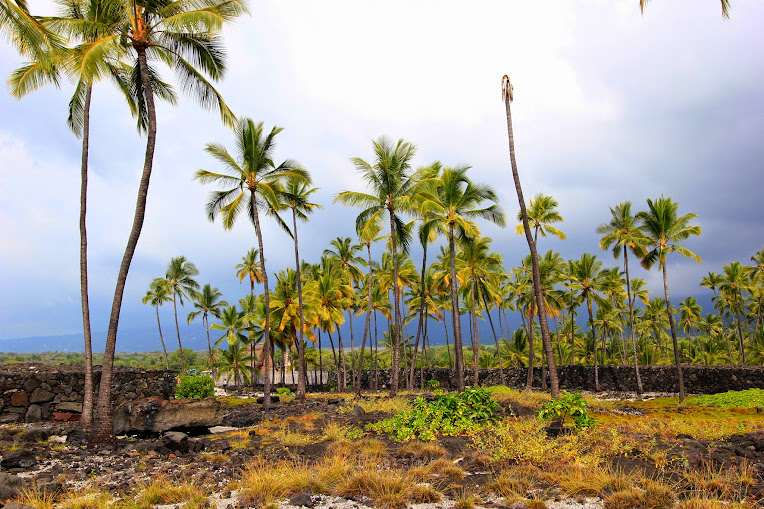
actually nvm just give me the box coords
[686,389,764,409]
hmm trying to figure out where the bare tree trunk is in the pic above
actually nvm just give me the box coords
[443,318,452,369]
[172,293,185,373]
[448,225,465,392]
[481,292,505,385]
[251,192,272,406]
[355,243,374,396]
[90,47,158,447]
[662,264,685,402]
[470,283,480,387]
[155,305,169,369]
[79,85,94,430]
[409,248,428,390]
[503,77,559,398]
[292,209,307,400]
[588,300,600,392]
[388,211,402,394]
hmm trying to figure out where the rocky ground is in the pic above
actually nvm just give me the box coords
[0,393,762,508]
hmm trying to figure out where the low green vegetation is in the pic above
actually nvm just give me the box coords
[175,373,215,399]
[366,386,499,441]
[538,391,595,429]
[687,388,764,409]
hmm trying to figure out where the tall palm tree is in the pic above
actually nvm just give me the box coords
[163,256,199,373]
[196,118,308,406]
[324,236,365,389]
[141,278,172,369]
[236,248,263,295]
[567,253,613,391]
[187,284,228,377]
[597,201,650,393]
[335,136,418,394]
[678,296,703,351]
[720,261,752,365]
[90,0,246,446]
[276,178,321,399]
[418,164,505,391]
[638,196,702,402]
[502,75,559,398]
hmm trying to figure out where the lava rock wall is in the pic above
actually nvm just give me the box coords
[0,364,176,423]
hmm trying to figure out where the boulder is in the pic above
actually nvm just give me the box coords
[24,405,42,424]
[29,388,54,404]
[0,473,25,501]
[10,391,27,407]
[114,397,224,434]
[0,450,37,469]
[55,402,83,413]
[20,428,51,443]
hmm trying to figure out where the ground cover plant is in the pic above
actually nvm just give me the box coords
[3,387,764,509]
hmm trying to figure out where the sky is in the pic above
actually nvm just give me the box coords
[1,0,763,346]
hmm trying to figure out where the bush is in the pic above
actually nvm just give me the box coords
[538,391,594,430]
[367,386,498,441]
[175,373,214,399]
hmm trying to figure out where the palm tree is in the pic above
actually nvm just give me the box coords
[597,201,649,392]
[90,0,246,446]
[638,196,702,402]
[276,178,321,399]
[515,193,567,243]
[141,278,172,369]
[639,0,730,19]
[335,136,418,394]
[678,296,703,351]
[196,118,308,406]
[187,284,228,377]
[324,236,365,389]
[567,253,613,391]
[163,256,199,373]
[1,0,61,60]
[502,75,559,398]
[212,305,250,391]
[720,261,752,365]
[417,164,505,391]
[236,248,263,295]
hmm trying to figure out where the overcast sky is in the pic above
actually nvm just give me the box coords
[1,0,763,343]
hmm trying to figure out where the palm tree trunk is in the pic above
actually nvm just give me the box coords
[172,292,185,373]
[348,309,356,389]
[470,282,480,387]
[337,327,347,390]
[155,305,169,369]
[89,46,157,447]
[251,191,272,406]
[587,300,600,392]
[355,243,374,396]
[448,225,465,392]
[409,247,428,390]
[327,330,338,384]
[318,330,323,386]
[79,85,94,429]
[204,313,214,377]
[388,210,402,394]
[734,293,747,365]
[481,292,505,385]
[524,309,534,390]
[662,263,685,402]
[292,208,307,400]
[503,82,559,398]
[442,318,452,369]
[373,310,379,391]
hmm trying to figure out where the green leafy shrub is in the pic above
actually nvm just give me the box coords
[367,386,499,441]
[425,379,440,391]
[538,391,594,430]
[175,373,214,399]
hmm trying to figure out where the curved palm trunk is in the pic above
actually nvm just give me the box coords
[662,264,685,402]
[442,318,452,369]
[503,87,559,398]
[448,225,465,392]
[80,84,94,429]
[172,292,185,373]
[250,192,273,405]
[89,47,157,447]
[155,305,169,369]
[291,209,307,399]
[355,243,374,396]
[388,210,402,394]
[409,247,428,390]
[327,330,338,383]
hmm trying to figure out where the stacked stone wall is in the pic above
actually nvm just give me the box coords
[0,364,176,423]
[347,365,764,394]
